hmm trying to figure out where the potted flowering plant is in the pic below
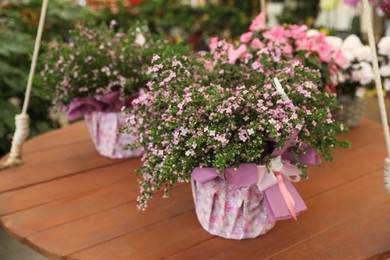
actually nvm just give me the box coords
[125,37,348,239]
[325,34,374,128]
[39,22,157,159]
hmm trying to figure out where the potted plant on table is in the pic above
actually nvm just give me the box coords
[124,36,348,239]
[326,34,374,128]
[38,22,150,159]
[378,36,390,93]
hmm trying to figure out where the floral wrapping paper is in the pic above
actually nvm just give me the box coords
[191,178,276,240]
[85,111,143,159]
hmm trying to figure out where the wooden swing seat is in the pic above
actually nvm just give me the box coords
[0,119,389,259]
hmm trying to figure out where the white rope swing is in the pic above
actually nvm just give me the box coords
[0,0,49,170]
[362,0,390,193]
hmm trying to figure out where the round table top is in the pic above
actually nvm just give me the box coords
[0,119,390,259]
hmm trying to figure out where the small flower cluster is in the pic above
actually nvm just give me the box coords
[209,13,346,93]
[326,34,374,98]
[125,39,349,210]
[378,36,390,91]
[344,0,390,15]
[40,22,145,105]
[39,22,150,108]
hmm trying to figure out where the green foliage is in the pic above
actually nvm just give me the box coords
[277,0,320,26]
[96,0,252,48]
[0,0,96,157]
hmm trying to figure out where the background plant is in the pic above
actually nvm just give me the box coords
[37,21,191,109]
[0,0,96,156]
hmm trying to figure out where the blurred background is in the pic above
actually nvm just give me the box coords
[1,0,390,258]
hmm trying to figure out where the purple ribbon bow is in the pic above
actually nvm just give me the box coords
[66,91,139,121]
[269,130,322,166]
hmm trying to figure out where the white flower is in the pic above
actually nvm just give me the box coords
[378,36,390,57]
[342,35,363,52]
[325,36,343,51]
[135,28,146,47]
[352,62,374,85]
[352,46,372,62]
[355,87,365,98]
[339,49,354,69]
[379,65,390,77]
[306,29,320,37]
[384,79,390,91]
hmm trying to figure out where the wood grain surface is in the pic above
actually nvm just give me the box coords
[0,119,389,259]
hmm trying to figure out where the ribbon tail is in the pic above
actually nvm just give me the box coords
[275,171,297,221]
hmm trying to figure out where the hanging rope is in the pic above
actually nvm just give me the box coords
[0,0,49,170]
[362,0,390,193]
[260,0,266,13]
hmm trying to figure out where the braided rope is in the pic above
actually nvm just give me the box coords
[0,0,49,170]
[362,0,390,193]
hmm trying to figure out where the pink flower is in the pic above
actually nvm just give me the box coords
[333,50,348,69]
[289,25,308,40]
[249,12,267,32]
[151,55,160,63]
[250,38,265,49]
[282,44,293,55]
[343,0,359,6]
[228,44,247,64]
[209,37,219,52]
[240,31,254,44]
[263,26,288,43]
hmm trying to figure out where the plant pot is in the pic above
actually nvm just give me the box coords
[84,111,143,159]
[191,177,276,240]
[333,95,364,128]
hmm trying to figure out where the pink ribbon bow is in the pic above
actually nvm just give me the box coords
[191,156,307,222]
[256,156,306,221]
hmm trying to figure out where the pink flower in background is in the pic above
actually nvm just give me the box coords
[240,32,254,43]
[228,45,247,64]
[343,0,375,6]
[381,1,390,14]
[316,45,333,63]
[249,12,266,32]
[282,43,293,55]
[289,25,308,40]
[209,37,219,52]
[297,33,333,63]
[344,0,359,6]
[333,49,348,69]
[263,26,288,43]
[250,38,265,49]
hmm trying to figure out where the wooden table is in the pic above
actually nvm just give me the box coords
[0,119,390,259]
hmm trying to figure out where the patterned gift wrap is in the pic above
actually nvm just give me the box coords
[191,177,276,240]
[85,111,143,159]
